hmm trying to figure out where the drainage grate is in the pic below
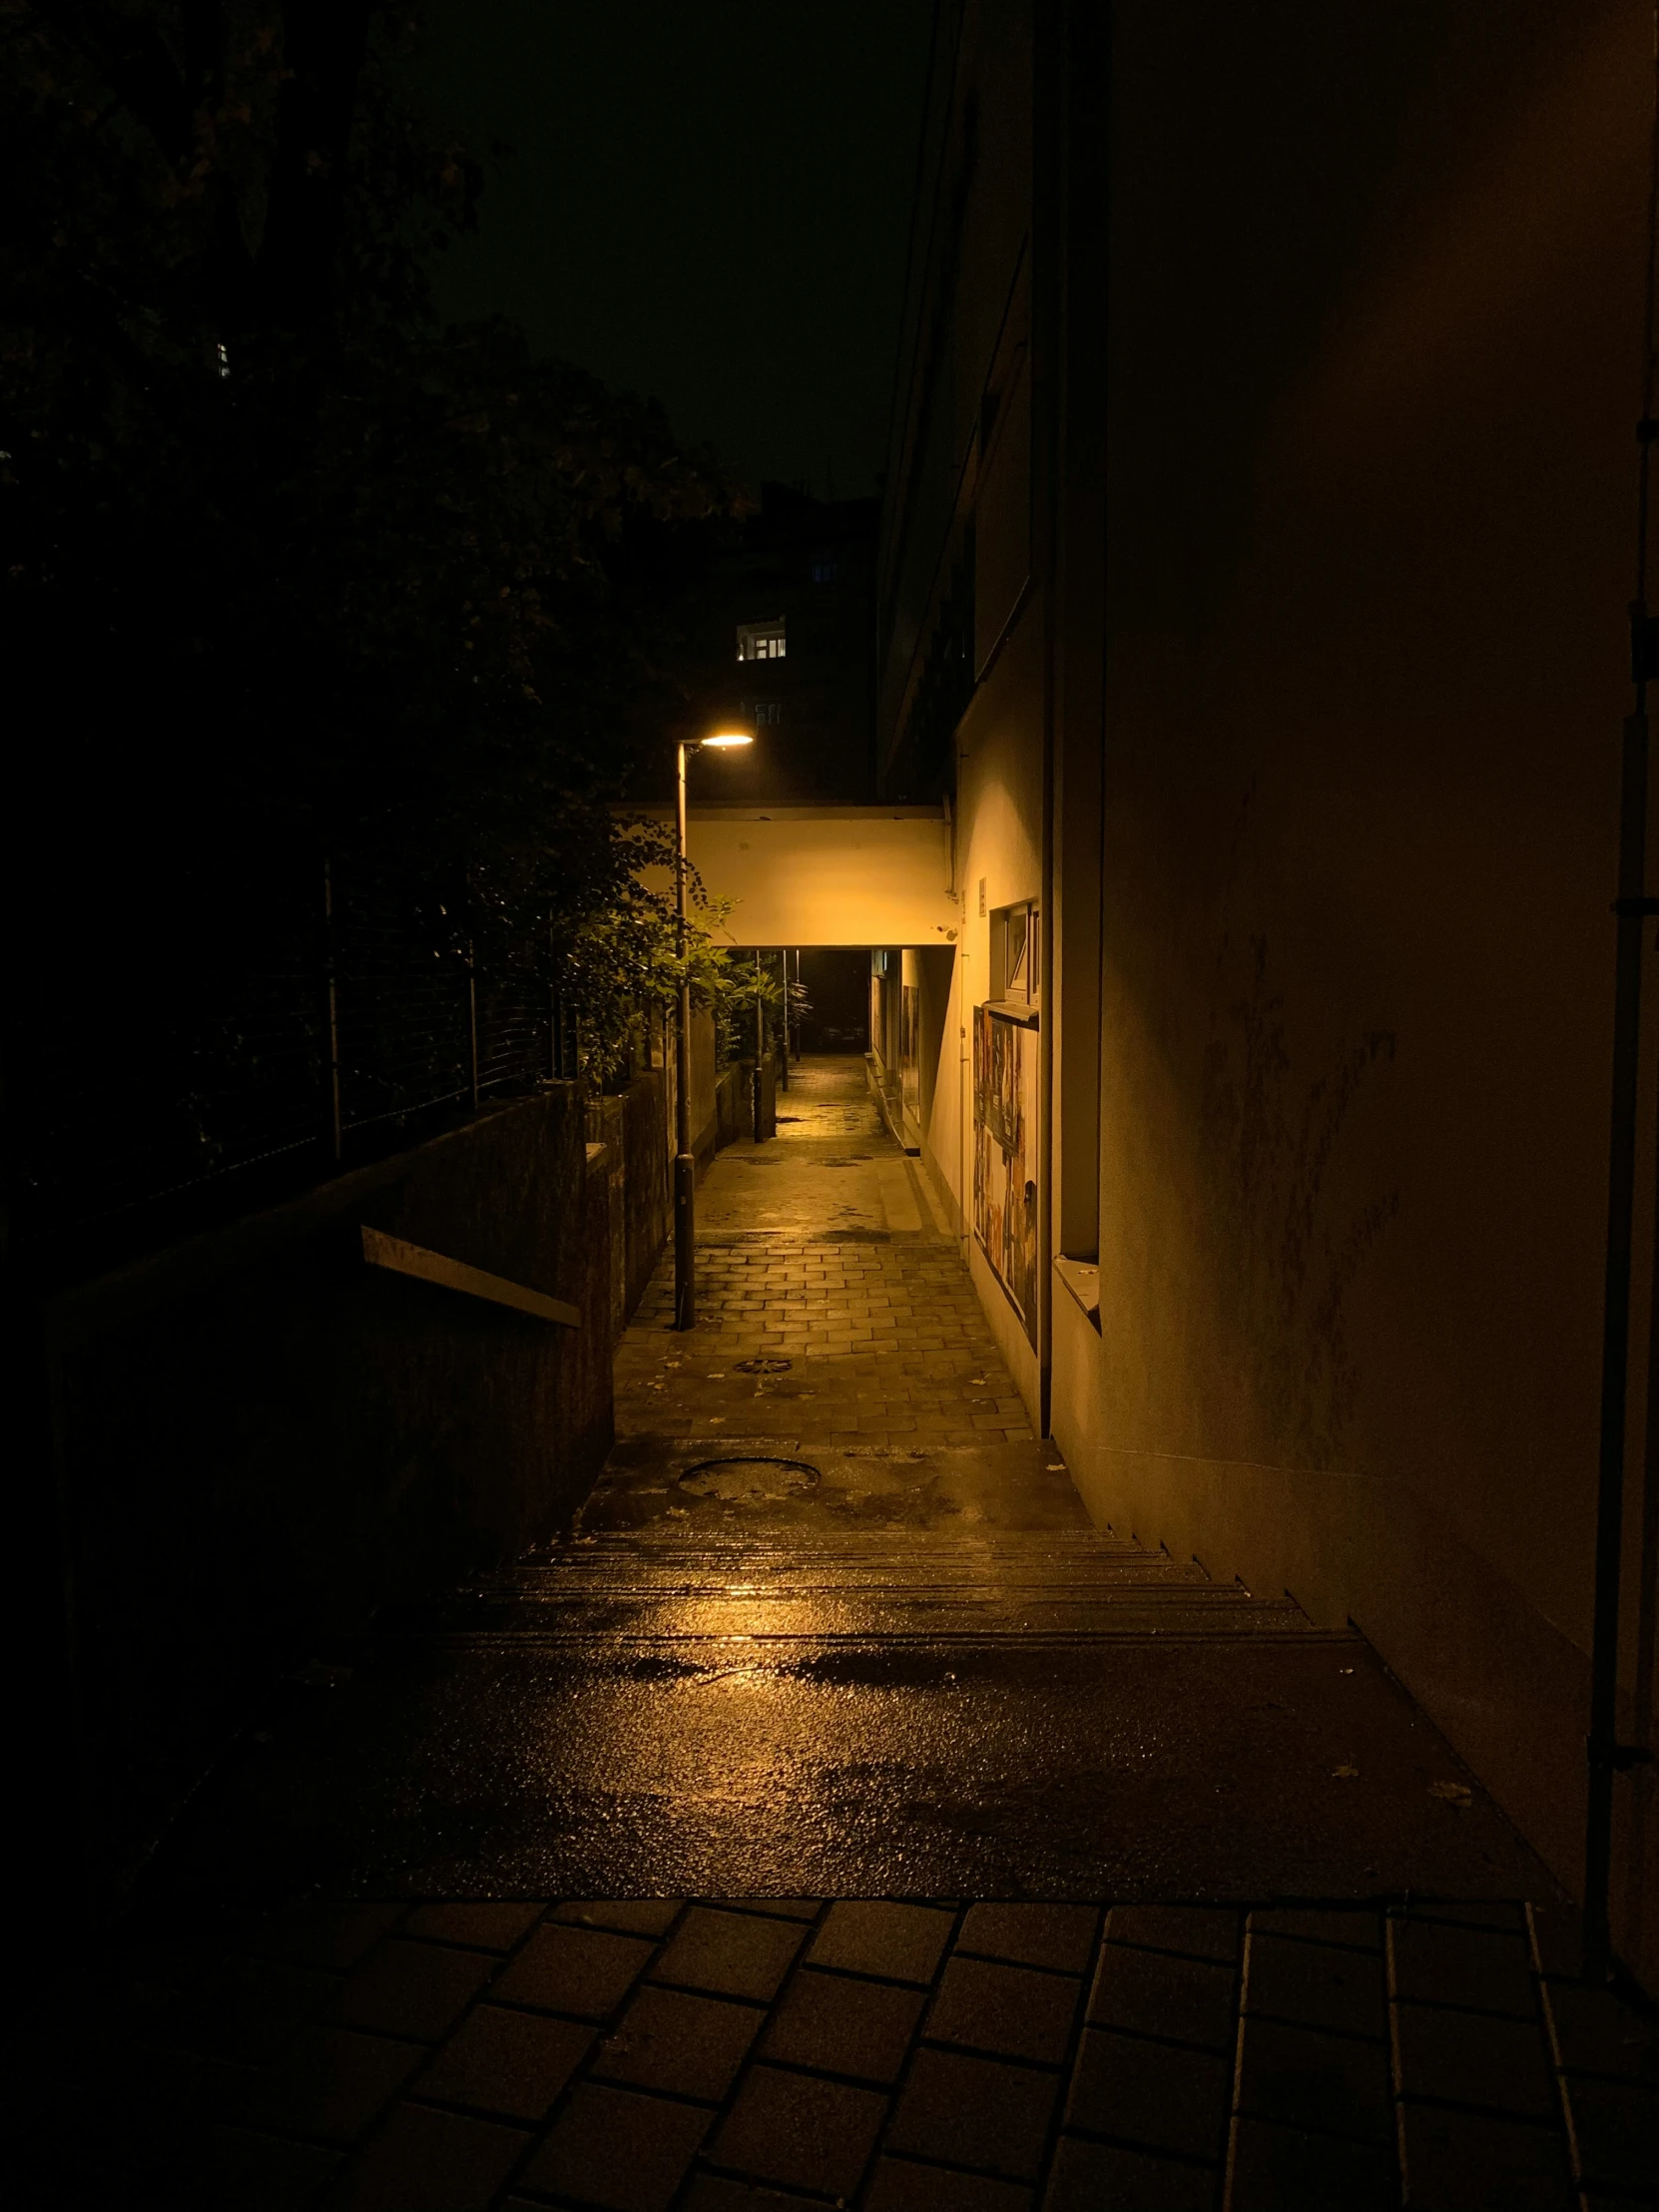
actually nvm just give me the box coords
[677,1456,821,1501]
[734,1357,792,1375]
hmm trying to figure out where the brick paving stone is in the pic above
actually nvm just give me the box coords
[1567,2075,1659,2195]
[1243,1934,1386,2039]
[1527,1904,1586,1980]
[1089,1943,1235,2051]
[1245,1909,1381,1951]
[245,1903,406,1974]
[400,1904,543,1952]
[1045,2134,1215,2212]
[340,1937,494,2041]
[1545,1979,1659,2083]
[1409,1900,1528,1934]
[116,1934,220,1991]
[709,2062,888,2194]
[1064,2028,1231,2162]
[1397,2103,1574,2210]
[594,1984,763,2100]
[521,2081,712,2212]
[196,2122,344,2212]
[885,2046,1059,2181]
[926,1955,1082,2065]
[760,1963,926,2083]
[325,2102,528,2211]
[735,1899,823,1921]
[1392,2000,1558,2118]
[415,2004,591,2120]
[1105,1907,1240,1964]
[1387,1918,1537,2019]
[808,1901,957,1985]
[1224,2116,1396,2211]
[234,2026,424,2145]
[491,1923,655,2018]
[181,1954,344,2064]
[958,1905,1100,1974]
[865,2155,1034,2209]
[652,1907,807,2002]
[1233,2015,1392,2142]
[679,2181,822,2210]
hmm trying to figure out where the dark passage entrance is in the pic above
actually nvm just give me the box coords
[796,947,869,1053]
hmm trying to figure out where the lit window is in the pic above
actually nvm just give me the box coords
[737,618,786,662]
[215,342,230,379]
[991,899,1040,1005]
[811,556,837,583]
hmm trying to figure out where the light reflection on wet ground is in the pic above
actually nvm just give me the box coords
[149,1059,1562,1910]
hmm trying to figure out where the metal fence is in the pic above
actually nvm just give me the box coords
[20,859,581,1259]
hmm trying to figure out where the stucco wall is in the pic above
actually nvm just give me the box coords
[637,806,958,948]
[929,613,1049,1424]
[1052,0,1656,1969]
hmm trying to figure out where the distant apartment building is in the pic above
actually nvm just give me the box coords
[872,0,1655,1979]
[683,484,878,806]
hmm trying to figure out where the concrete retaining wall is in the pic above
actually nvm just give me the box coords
[588,1070,673,1337]
[713,1055,779,1155]
[44,1088,612,1901]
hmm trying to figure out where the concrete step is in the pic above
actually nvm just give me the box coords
[387,1590,1319,1639]
[549,1532,1174,1562]
[378,1521,1322,1641]
[487,1553,1214,1588]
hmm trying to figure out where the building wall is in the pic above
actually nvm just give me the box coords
[687,487,879,806]
[638,806,958,948]
[930,613,1047,1421]
[881,0,1659,1979]
[1067,0,1655,1965]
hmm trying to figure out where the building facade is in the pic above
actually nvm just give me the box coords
[691,484,879,805]
[878,0,1657,1978]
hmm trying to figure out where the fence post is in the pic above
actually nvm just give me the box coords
[555,915,570,1079]
[466,939,479,1110]
[323,858,342,1163]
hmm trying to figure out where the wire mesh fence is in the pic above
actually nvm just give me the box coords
[18,858,583,1262]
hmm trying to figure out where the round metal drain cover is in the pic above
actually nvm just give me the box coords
[733,1357,792,1375]
[678,1456,821,1501]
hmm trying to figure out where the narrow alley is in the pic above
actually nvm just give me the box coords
[41,1061,1656,2211]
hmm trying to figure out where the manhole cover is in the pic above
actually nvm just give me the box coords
[678,1456,821,1501]
[734,1357,792,1375]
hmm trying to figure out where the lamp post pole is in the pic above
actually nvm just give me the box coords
[670,723,755,1332]
[674,739,697,1331]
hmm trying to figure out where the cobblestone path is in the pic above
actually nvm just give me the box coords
[36,1061,1658,2208]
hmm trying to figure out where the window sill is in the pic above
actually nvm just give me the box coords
[981,998,1040,1027]
[1054,1254,1101,1331]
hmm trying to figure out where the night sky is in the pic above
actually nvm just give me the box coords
[417,1,935,499]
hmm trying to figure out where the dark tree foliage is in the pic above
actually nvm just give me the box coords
[2,3,759,1253]
[2,0,745,964]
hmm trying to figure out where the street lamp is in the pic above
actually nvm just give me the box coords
[674,725,753,1330]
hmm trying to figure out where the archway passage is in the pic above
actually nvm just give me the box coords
[793,948,871,1054]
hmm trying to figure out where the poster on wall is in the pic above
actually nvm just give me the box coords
[972,1004,1039,1344]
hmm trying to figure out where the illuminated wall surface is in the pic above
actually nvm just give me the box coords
[637,805,959,948]
[876,0,1659,1982]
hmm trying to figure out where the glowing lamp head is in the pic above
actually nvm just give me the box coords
[701,730,754,749]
